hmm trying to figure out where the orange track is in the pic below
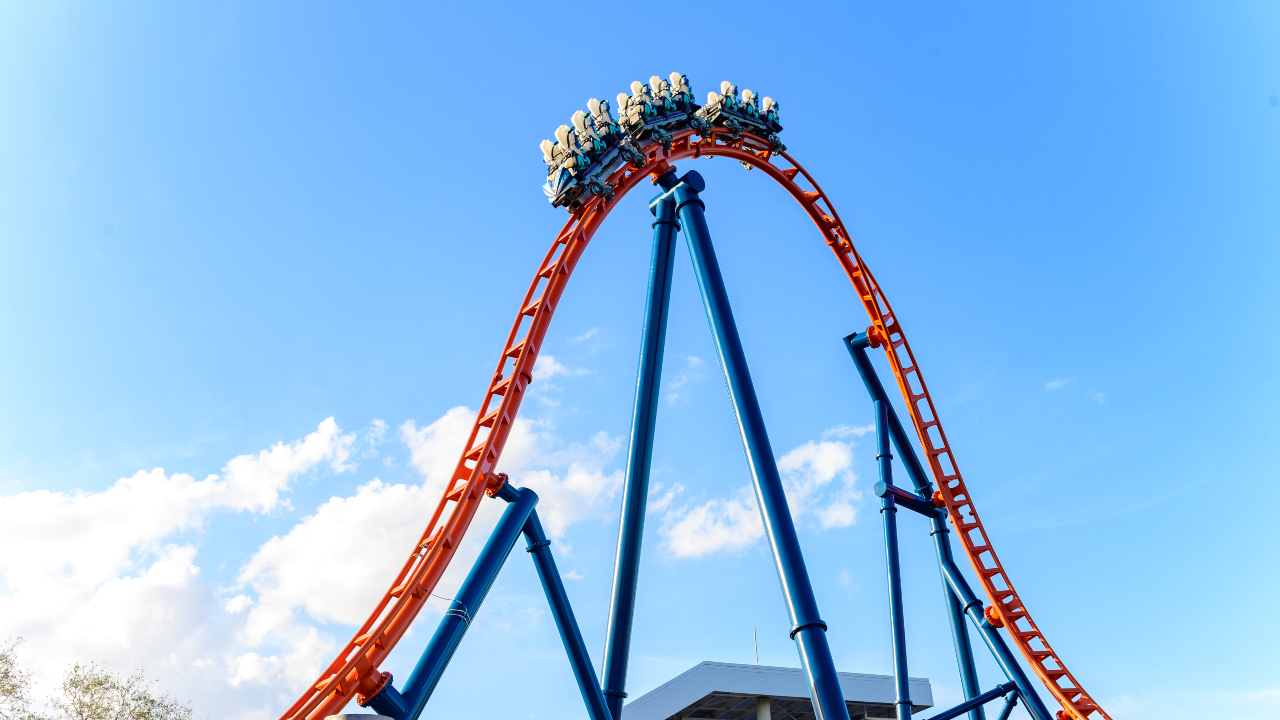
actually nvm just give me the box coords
[280,129,1109,720]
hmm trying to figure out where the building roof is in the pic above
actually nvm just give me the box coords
[622,662,933,720]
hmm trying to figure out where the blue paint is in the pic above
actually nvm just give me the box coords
[995,691,1020,720]
[844,332,984,720]
[930,514,986,720]
[925,682,1019,720]
[600,168,681,720]
[673,170,849,720]
[843,332,932,495]
[872,480,938,518]
[524,510,615,720]
[876,400,912,720]
[362,487,539,720]
[938,559,1054,720]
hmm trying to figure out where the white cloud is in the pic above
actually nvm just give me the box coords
[227,407,623,699]
[0,418,358,717]
[496,419,623,540]
[570,327,598,343]
[659,429,862,557]
[778,440,860,530]
[661,485,764,558]
[665,355,706,406]
[401,407,477,500]
[531,354,589,382]
[1045,377,1073,389]
[822,423,874,439]
[1087,390,1106,403]
[0,393,624,718]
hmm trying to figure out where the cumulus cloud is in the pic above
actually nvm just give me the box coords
[226,407,623,698]
[777,439,860,530]
[822,423,874,439]
[0,418,358,716]
[661,485,764,558]
[495,418,623,539]
[659,429,863,558]
[665,355,706,406]
[531,354,589,382]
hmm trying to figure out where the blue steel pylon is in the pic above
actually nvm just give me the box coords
[601,169,852,720]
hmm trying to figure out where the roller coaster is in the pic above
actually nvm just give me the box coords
[280,75,1111,720]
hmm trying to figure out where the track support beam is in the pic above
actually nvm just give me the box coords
[362,485,613,720]
[525,512,615,720]
[847,332,984,720]
[600,169,682,720]
[362,484,539,720]
[844,332,1054,720]
[876,400,912,720]
[673,170,851,720]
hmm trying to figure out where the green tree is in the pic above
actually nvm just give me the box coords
[0,638,39,720]
[49,663,192,720]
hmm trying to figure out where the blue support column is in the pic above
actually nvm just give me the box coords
[672,170,850,720]
[525,510,615,720]
[876,401,912,720]
[361,487,538,720]
[938,560,1054,720]
[845,332,984,720]
[600,170,682,720]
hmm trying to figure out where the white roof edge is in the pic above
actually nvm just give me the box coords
[624,662,933,720]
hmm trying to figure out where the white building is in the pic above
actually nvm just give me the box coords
[622,662,933,720]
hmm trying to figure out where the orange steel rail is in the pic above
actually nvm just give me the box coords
[280,129,1108,720]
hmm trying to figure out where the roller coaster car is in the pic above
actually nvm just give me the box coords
[618,77,705,150]
[540,73,781,210]
[697,81,785,152]
[541,116,639,211]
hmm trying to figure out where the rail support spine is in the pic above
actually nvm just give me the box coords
[845,332,984,720]
[600,169,682,720]
[525,511,615,720]
[875,400,912,720]
[673,170,850,720]
[361,485,539,720]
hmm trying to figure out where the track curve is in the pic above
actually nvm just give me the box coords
[280,128,1108,720]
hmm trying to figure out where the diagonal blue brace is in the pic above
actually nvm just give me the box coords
[360,483,538,720]
[362,484,615,720]
[525,510,615,720]
[671,170,851,720]
[601,168,682,720]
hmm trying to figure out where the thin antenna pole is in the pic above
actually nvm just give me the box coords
[754,627,759,665]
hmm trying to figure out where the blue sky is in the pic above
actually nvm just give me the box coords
[1,2,1277,719]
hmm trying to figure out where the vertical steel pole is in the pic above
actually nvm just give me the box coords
[524,510,615,720]
[844,332,983,720]
[364,487,539,720]
[600,170,682,719]
[877,401,912,720]
[672,170,850,720]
